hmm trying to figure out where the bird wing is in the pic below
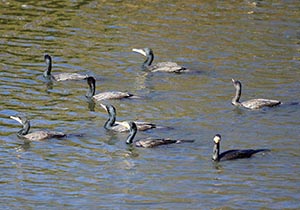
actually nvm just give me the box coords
[219,149,269,160]
[54,73,88,81]
[23,131,65,141]
[242,98,281,109]
[109,123,129,132]
[136,138,178,148]
[114,121,156,132]
[150,62,188,73]
[93,91,133,101]
[134,121,156,131]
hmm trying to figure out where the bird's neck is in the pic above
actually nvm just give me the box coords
[18,121,30,136]
[104,111,116,129]
[212,143,220,161]
[126,127,137,144]
[143,53,154,68]
[232,85,242,106]
[44,59,52,76]
[86,82,95,98]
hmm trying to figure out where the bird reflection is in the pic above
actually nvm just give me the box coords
[125,146,139,158]
[15,142,31,153]
[87,98,96,111]
[44,79,54,92]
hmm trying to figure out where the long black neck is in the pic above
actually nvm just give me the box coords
[18,120,30,136]
[232,83,242,106]
[44,55,52,77]
[104,108,116,129]
[126,123,137,144]
[86,77,96,98]
[143,51,154,68]
[212,142,220,161]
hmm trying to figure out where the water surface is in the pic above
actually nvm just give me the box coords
[1,0,300,209]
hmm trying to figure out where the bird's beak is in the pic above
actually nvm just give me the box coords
[10,116,22,124]
[231,78,235,83]
[132,48,147,57]
[100,104,107,111]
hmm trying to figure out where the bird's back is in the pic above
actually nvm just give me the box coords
[242,98,281,109]
[93,91,133,101]
[135,138,194,148]
[54,73,88,81]
[219,149,270,161]
[134,121,156,131]
[23,131,66,141]
[135,138,178,148]
[149,62,188,73]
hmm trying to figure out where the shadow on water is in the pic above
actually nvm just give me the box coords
[45,80,54,91]
[211,161,224,171]
[15,141,31,152]
[87,98,96,111]
[125,145,140,158]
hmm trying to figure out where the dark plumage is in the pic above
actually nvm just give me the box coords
[85,76,138,101]
[43,54,88,81]
[132,48,189,73]
[100,104,156,132]
[231,79,281,109]
[212,134,270,161]
[10,116,66,141]
[120,121,194,148]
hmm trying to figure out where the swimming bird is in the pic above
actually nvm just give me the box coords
[119,121,194,148]
[231,79,281,109]
[132,48,189,73]
[100,104,156,132]
[10,115,66,141]
[44,54,88,81]
[86,76,138,101]
[212,134,270,161]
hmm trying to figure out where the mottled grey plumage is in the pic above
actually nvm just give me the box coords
[86,76,138,101]
[44,54,88,81]
[212,134,270,161]
[100,104,156,132]
[10,116,66,141]
[120,121,194,148]
[231,79,281,109]
[132,48,189,73]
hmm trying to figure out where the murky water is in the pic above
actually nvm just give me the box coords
[1,0,300,209]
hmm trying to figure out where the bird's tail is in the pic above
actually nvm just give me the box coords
[254,149,271,153]
[65,133,85,138]
[176,139,195,144]
[129,95,142,99]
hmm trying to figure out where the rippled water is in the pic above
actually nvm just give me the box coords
[1,0,300,209]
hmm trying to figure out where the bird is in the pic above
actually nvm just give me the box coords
[100,103,157,132]
[212,134,270,161]
[231,79,281,109]
[85,76,139,101]
[132,48,189,73]
[119,121,194,148]
[43,54,88,81]
[10,115,66,141]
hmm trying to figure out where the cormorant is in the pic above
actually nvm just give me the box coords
[100,104,156,132]
[120,121,194,148]
[10,115,66,141]
[231,79,281,109]
[212,134,270,161]
[44,54,88,81]
[85,76,139,101]
[132,48,189,73]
